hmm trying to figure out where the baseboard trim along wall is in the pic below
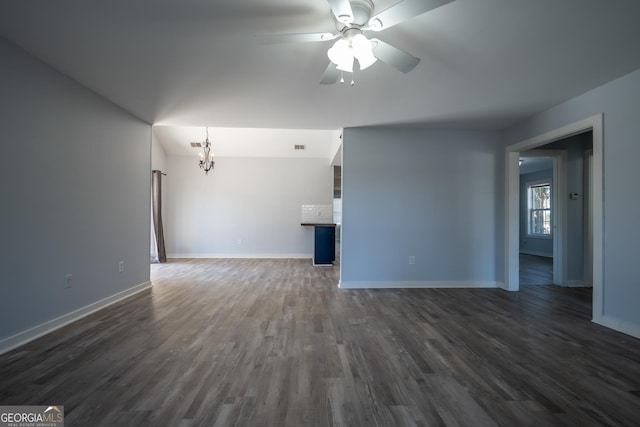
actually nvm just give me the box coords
[593,315,640,340]
[338,281,502,289]
[167,253,312,259]
[567,280,591,288]
[519,250,553,258]
[0,281,152,356]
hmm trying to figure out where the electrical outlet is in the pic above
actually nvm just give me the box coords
[65,274,72,288]
[409,256,415,265]
[118,261,125,273]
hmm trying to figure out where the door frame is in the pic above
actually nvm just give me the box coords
[504,114,603,322]
[583,149,594,287]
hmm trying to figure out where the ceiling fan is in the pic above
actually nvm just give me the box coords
[260,0,454,85]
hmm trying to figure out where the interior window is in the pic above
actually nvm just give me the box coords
[528,182,551,236]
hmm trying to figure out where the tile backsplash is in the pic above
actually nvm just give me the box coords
[301,204,333,224]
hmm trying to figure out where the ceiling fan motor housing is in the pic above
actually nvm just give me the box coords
[335,0,374,29]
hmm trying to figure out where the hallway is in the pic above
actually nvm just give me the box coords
[520,253,553,285]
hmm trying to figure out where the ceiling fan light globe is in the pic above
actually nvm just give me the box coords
[327,39,348,62]
[351,34,372,53]
[328,39,353,69]
[351,34,376,70]
[357,52,377,70]
[336,56,354,73]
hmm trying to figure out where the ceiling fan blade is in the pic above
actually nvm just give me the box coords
[372,39,420,73]
[326,0,355,24]
[255,32,337,44]
[368,0,455,31]
[320,62,341,85]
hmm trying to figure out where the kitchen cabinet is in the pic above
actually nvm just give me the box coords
[301,223,336,265]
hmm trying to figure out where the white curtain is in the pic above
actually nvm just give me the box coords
[150,187,159,263]
[150,170,167,263]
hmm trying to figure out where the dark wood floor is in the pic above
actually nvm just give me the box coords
[520,253,554,285]
[1,259,640,426]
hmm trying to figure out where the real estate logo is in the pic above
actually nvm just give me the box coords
[0,405,64,427]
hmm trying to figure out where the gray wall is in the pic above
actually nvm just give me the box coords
[164,156,332,257]
[504,68,640,332]
[340,128,504,287]
[520,169,553,257]
[0,37,151,342]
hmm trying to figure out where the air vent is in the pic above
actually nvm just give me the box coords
[294,144,306,150]
[190,142,202,148]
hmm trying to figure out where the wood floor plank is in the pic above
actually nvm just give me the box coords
[1,258,640,426]
[520,254,554,285]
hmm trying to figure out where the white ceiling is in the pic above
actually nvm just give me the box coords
[2,0,640,157]
[154,125,342,160]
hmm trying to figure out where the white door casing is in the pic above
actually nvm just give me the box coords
[504,114,603,322]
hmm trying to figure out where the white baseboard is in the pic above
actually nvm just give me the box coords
[338,280,501,289]
[519,250,553,258]
[0,281,152,356]
[592,315,640,340]
[167,253,312,259]
[567,280,591,288]
[497,282,511,291]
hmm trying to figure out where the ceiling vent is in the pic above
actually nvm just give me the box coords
[190,142,202,148]
[294,144,306,150]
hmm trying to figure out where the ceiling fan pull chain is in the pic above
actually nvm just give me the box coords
[340,70,345,84]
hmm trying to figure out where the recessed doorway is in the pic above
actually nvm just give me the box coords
[505,114,603,323]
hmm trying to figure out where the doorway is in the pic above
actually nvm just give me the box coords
[517,149,568,286]
[519,155,555,285]
[505,114,603,322]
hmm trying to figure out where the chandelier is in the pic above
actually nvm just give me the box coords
[199,127,215,175]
